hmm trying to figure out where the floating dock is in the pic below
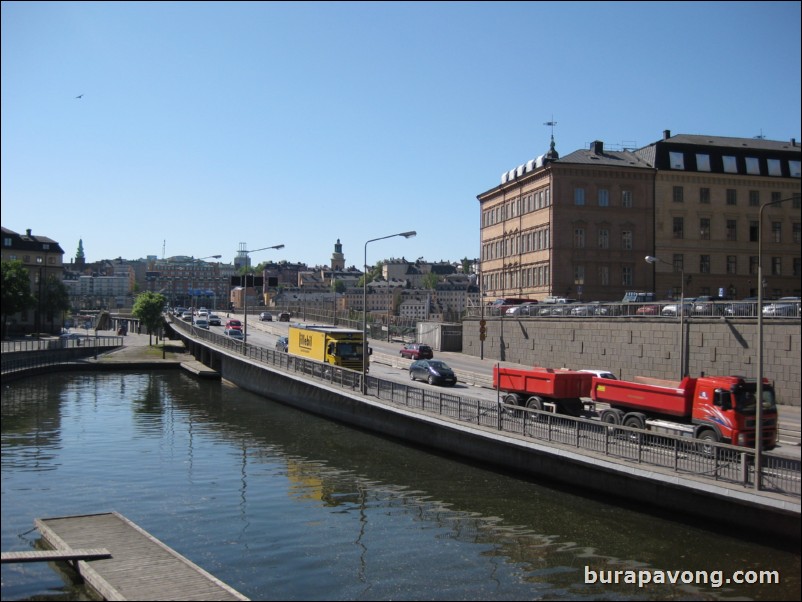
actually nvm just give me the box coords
[29,512,248,601]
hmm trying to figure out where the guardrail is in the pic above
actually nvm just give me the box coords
[1,336,124,374]
[169,318,800,498]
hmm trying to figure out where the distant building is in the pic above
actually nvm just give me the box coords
[1,227,65,334]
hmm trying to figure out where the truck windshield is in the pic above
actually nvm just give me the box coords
[336,343,363,359]
[733,384,776,413]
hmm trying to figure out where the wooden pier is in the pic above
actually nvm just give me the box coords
[29,512,249,601]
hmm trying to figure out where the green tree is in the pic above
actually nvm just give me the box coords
[1,260,36,338]
[422,272,439,290]
[132,291,167,345]
[461,257,473,275]
[38,274,71,333]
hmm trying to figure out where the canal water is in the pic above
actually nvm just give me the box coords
[1,371,799,601]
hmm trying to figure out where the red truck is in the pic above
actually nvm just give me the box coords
[493,366,778,449]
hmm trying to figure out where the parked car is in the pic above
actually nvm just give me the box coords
[193,318,209,329]
[275,336,289,352]
[409,359,457,386]
[225,319,243,330]
[635,303,662,316]
[763,297,801,318]
[59,332,83,341]
[400,343,433,360]
[259,312,272,321]
[724,297,759,317]
[277,312,291,322]
[208,314,222,326]
[506,302,539,316]
[225,328,244,339]
[661,298,695,317]
[579,369,617,380]
[691,296,728,316]
[570,302,603,316]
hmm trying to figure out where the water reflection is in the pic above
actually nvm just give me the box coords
[2,371,799,601]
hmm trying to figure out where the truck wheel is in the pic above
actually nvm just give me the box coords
[525,396,542,411]
[623,413,646,430]
[559,398,583,417]
[697,430,720,456]
[502,394,522,417]
[601,409,623,425]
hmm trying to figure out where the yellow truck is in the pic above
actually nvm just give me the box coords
[287,325,367,372]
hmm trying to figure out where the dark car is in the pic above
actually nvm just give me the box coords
[277,312,291,322]
[275,336,289,352]
[724,297,759,317]
[259,312,272,321]
[409,359,457,386]
[400,343,433,360]
[763,297,801,318]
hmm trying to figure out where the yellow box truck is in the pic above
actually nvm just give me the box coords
[288,325,367,372]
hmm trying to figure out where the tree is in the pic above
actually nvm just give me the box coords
[422,272,439,290]
[132,291,167,345]
[38,274,71,333]
[1,260,36,338]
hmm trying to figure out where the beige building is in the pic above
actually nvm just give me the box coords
[636,132,801,300]
[477,132,801,303]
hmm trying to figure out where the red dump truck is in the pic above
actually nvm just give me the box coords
[493,366,778,449]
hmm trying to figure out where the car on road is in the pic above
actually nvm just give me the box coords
[409,359,457,386]
[691,296,728,316]
[225,328,244,339]
[181,311,193,322]
[661,298,695,317]
[579,369,617,380]
[59,332,84,342]
[277,312,291,322]
[225,319,243,331]
[763,297,801,318]
[208,314,222,326]
[193,318,209,329]
[275,336,289,352]
[259,312,272,321]
[505,302,539,316]
[635,303,662,316]
[400,343,433,360]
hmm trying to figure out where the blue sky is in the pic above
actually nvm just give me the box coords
[2,1,800,269]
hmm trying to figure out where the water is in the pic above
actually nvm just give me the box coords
[2,371,799,600]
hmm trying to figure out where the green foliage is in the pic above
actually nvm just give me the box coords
[422,272,439,290]
[132,291,167,344]
[1,260,35,317]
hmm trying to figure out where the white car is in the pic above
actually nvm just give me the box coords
[193,318,209,329]
[579,369,617,380]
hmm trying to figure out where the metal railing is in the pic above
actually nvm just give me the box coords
[1,336,124,374]
[169,318,800,498]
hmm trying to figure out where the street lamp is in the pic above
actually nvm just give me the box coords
[645,255,685,379]
[363,231,416,393]
[241,244,284,353]
[755,196,799,490]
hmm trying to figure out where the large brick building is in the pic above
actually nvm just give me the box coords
[477,132,801,303]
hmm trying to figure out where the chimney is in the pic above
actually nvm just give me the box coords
[663,129,671,140]
[591,140,603,154]
[26,228,32,237]
[792,138,797,147]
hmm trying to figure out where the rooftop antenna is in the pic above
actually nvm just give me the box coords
[753,129,765,139]
[543,116,557,139]
[162,240,166,259]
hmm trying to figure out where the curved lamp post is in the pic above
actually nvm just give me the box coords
[241,244,284,353]
[755,196,799,490]
[363,231,416,393]
[645,255,685,380]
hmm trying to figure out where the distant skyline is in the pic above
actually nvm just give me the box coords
[2,1,800,267]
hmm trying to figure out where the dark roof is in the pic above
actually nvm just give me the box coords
[654,134,800,153]
[556,145,652,169]
[1,227,65,254]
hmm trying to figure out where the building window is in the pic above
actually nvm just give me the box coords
[699,187,710,203]
[598,228,609,249]
[772,222,782,243]
[749,190,760,206]
[794,222,801,244]
[700,255,710,274]
[726,220,737,241]
[750,221,759,242]
[3,237,11,247]
[574,188,585,205]
[696,154,711,171]
[794,257,801,277]
[745,157,760,175]
[599,265,609,286]
[726,189,737,205]
[790,160,801,177]
[36,256,43,264]
[621,190,633,208]
[598,189,609,207]
[621,231,632,250]
[767,159,782,176]
[673,254,684,274]
[622,267,633,287]
[673,217,684,239]
[771,191,782,203]
[723,156,738,173]
[673,186,684,203]
[771,257,782,276]
[669,152,684,169]
[727,256,737,275]
[574,265,585,285]
[574,228,585,248]
[700,218,711,240]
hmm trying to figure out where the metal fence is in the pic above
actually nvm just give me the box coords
[169,318,800,499]
[1,336,124,374]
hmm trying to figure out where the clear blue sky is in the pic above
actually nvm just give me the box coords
[2,1,800,269]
